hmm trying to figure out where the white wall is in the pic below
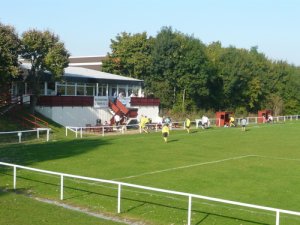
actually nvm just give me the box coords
[35,106,112,127]
[136,106,160,123]
[35,105,160,126]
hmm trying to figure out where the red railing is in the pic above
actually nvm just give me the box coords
[130,97,160,106]
[37,96,94,107]
[115,99,129,115]
[108,101,121,114]
[26,113,48,128]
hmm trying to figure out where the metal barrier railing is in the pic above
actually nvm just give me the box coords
[1,162,300,225]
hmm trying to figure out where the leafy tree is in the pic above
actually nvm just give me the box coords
[274,64,300,114]
[149,27,181,108]
[104,27,300,114]
[102,32,152,80]
[20,29,69,112]
[176,35,215,111]
[148,27,217,112]
[0,22,20,87]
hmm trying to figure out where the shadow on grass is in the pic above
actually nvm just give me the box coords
[0,172,271,225]
[0,138,112,167]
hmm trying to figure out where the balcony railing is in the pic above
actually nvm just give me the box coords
[37,96,94,107]
[130,97,160,106]
[36,96,160,107]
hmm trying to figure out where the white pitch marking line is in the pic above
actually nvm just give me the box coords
[113,155,255,181]
[251,155,300,162]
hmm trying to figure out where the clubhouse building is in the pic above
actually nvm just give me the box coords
[12,56,160,127]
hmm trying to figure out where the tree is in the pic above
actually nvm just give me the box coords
[20,29,69,112]
[176,36,215,111]
[0,22,20,87]
[103,26,300,114]
[102,32,152,80]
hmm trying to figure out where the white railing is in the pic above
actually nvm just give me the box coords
[66,122,187,138]
[1,162,300,225]
[0,128,50,143]
[65,125,128,138]
[65,115,300,138]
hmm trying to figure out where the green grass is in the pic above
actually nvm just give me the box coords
[0,190,126,225]
[1,121,300,224]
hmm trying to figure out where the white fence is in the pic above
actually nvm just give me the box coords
[0,128,50,143]
[65,115,300,138]
[236,115,299,125]
[1,162,300,225]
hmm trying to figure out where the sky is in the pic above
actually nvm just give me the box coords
[1,0,299,65]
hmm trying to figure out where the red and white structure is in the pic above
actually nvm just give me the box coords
[11,56,160,127]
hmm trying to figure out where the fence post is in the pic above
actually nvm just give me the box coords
[118,183,121,213]
[37,129,40,139]
[102,127,104,137]
[276,210,280,225]
[13,166,16,190]
[46,129,49,142]
[187,195,192,225]
[75,128,78,138]
[80,128,83,138]
[17,132,22,143]
[60,175,64,200]
[65,127,68,136]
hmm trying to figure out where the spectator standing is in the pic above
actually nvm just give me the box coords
[115,114,121,126]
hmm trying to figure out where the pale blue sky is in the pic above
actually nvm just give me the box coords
[1,0,299,65]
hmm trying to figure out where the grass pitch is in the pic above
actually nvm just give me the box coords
[1,121,300,224]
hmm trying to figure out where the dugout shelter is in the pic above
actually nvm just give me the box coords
[215,111,233,127]
[258,109,273,123]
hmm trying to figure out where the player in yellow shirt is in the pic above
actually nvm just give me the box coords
[229,116,235,127]
[162,123,170,143]
[139,116,149,133]
[185,118,191,133]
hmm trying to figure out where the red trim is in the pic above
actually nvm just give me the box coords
[37,96,94,107]
[130,97,160,106]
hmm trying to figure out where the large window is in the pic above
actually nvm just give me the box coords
[56,82,95,96]
[98,84,107,96]
[128,85,139,97]
[85,85,95,96]
[118,85,126,97]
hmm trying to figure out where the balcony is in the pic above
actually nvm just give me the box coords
[36,96,160,108]
[130,97,160,106]
[37,96,94,107]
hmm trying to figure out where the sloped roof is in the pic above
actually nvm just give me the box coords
[64,66,142,82]
[20,63,142,83]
